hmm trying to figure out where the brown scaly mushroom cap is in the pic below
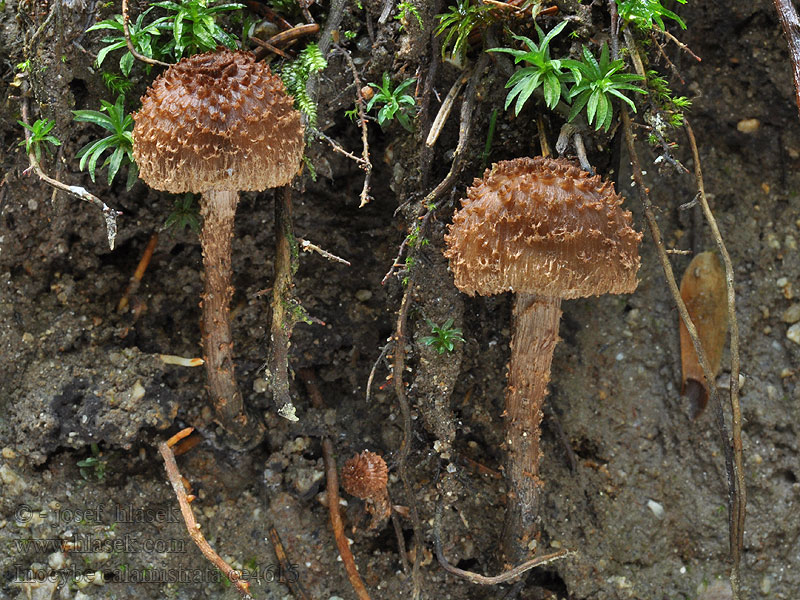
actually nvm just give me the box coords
[341,451,388,501]
[133,48,304,193]
[444,157,642,299]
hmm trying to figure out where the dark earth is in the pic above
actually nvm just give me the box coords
[1,0,799,599]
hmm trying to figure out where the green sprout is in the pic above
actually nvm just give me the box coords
[563,44,646,130]
[489,20,571,114]
[280,42,328,126]
[366,73,417,131]
[618,0,687,31]
[73,95,138,189]
[88,7,164,77]
[421,318,465,354]
[152,0,245,59]
[395,0,423,30]
[17,118,62,163]
[165,194,201,233]
[102,72,134,96]
[434,0,492,62]
[77,444,107,481]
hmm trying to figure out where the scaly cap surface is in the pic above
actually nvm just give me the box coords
[444,157,642,299]
[133,49,304,193]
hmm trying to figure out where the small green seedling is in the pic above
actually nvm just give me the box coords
[618,0,687,31]
[89,7,164,76]
[165,194,201,233]
[152,0,245,59]
[489,20,571,114]
[435,0,492,62]
[563,44,646,130]
[421,318,465,354]
[18,118,62,163]
[77,444,107,481]
[73,95,138,189]
[395,1,423,30]
[366,73,417,131]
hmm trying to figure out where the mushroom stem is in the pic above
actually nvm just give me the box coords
[502,293,562,563]
[199,190,263,447]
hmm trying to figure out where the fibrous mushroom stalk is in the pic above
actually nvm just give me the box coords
[198,190,259,438]
[503,293,562,560]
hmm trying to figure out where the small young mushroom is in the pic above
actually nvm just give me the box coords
[444,157,641,562]
[133,49,304,447]
[341,451,391,529]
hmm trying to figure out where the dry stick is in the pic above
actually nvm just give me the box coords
[265,186,300,421]
[298,238,351,265]
[122,0,171,68]
[773,0,800,121]
[433,504,572,585]
[685,120,745,593]
[118,232,158,313]
[20,100,119,250]
[335,44,373,207]
[267,23,321,47]
[158,439,254,599]
[314,129,369,166]
[249,35,292,59]
[661,29,702,63]
[425,73,469,148]
[267,526,311,600]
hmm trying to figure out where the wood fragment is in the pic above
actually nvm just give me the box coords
[118,233,158,313]
[158,440,253,599]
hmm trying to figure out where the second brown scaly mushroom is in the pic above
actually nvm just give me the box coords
[133,49,305,446]
[444,157,642,563]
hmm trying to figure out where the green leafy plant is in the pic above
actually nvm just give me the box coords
[77,444,107,481]
[17,118,62,163]
[489,21,571,114]
[366,73,417,131]
[165,194,201,233]
[434,0,492,62]
[563,44,646,130]
[152,0,245,59]
[421,318,465,354]
[645,69,691,128]
[102,72,134,96]
[395,0,423,30]
[280,42,328,126]
[618,0,687,31]
[89,7,164,77]
[73,96,138,189]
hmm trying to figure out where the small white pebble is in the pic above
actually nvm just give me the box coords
[615,352,625,361]
[647,499,665,519]
[787,322,800,345]
[782,303,800,324]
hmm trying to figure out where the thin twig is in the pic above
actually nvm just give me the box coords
[158,438,253,599]
[425,73,469,148]
[323,437,371,600]
[610,17,743,596]
[572,133,593,174]
[249,35,292,59]
[298,238,351,265]
[335,44,373,207]
[264,187,300,421]
[267,527,311,600]
[685,119,744,595]
[774,0,800,122]
[650,31,685,84]
[313,129,370,166]
[20,100,120,250]
[661,29,702,63]
[122,0,171,68]
[118,232,158,313]
[433,503,572,585]
[366,342,392,402]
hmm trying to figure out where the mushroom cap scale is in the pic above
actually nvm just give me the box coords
[133,49,304,193]
[444,157,642,299]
